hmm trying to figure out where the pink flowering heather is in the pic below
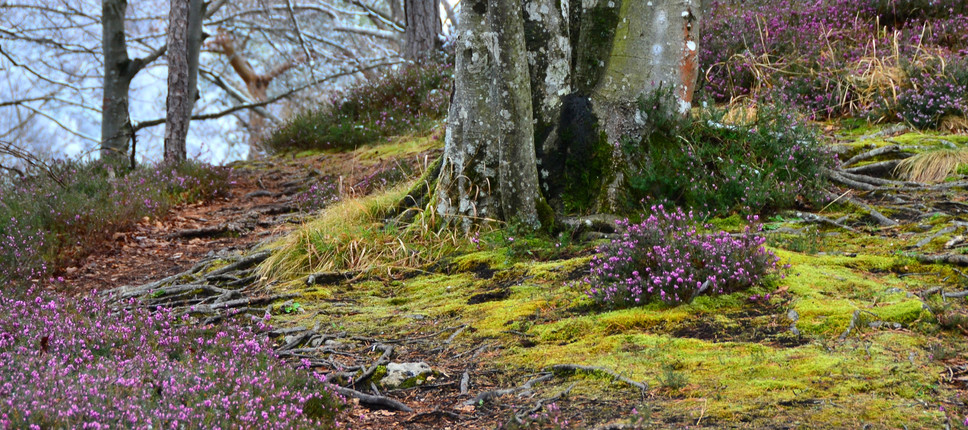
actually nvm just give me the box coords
[0,160,230,283]
[701,0,968,122]
[586,205,781,308]
[0,288,343,429]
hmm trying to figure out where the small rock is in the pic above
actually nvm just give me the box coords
[945,235,965,248]
[382,362,433,388]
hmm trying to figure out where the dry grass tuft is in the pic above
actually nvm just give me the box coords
[895,148,968,183]
[258,181,474,284]
[939,115,968,133]
[722,97,759,125]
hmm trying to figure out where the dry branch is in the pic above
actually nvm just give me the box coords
[331,385,413,412]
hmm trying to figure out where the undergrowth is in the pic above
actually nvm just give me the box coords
[260,181,469,282]
[701,0,968,126]
[627,98,832,215]
[586,205,781,308]
[265,62,452,153]
[0,160,230,287]
[0,288,343,428]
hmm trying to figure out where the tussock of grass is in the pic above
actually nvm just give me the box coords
[895,148,968,182]
[259,182,466,283]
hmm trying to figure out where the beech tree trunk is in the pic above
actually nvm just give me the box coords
[436,0,545,230]
[590,0,703,211]
[529,0,704,213]
[435,0,703,226]
[164,0,205,163]
[403,0,441,61]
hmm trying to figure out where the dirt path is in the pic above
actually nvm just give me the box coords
[58,160,307,294]
[56,150,535,429]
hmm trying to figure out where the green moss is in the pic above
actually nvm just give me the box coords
[573,1,623,93]
[561,131,612,212]
[876,299,929,325]
[536,199,556,232]
[707,214,744,231]
[371,365,388,382]
[355,135,440,166]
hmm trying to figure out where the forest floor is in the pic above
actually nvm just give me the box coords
[62,126,968,429]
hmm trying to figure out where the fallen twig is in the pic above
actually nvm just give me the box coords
[331,385,413,412]
[462,373,554,406]
[912,227,958,249]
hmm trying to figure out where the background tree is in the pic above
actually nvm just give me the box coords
[1,0,414,163]
[437,0,704,227]
[403,0,441,61]
[164,0,206,163]
[101,0,167,163]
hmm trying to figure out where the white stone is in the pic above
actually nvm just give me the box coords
[382,362,433,388]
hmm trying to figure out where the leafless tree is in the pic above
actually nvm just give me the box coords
[1,0,426,163]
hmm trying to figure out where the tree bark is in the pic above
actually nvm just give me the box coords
[591,0,703,211]
[101,0,136,164]
[436,0,545,230]
[164,0,205,163]
[528,0,704,212]
[165,0,191,163]
[403,0,441,61]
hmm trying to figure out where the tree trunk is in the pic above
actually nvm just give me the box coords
[186,0,205,110]
[164,0,205,163]
[101,0,135,164]
[436,0,546,230]
[529,0,704,213]
[434,0,703,227]
[403,0,441,61]
[164,0,191,163]
[590,0,703,211]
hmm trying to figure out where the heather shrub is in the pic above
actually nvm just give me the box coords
[0,288,343,428]
[894,60,968,128]
[586,205,780,308]
[701,0,968,122]
[0,160,230,286]
[266,62,452,153]
[293,179,341,211]
[626,101,832,215]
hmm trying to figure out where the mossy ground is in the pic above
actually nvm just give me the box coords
[259,127,968,428]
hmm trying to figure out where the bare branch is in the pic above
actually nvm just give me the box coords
[133,60,402,132]
[15,103,98,143]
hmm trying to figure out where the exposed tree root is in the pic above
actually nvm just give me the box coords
[331,385,413,412]
[916,254,968,267]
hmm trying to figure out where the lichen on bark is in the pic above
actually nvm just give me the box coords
[437,0,545,230]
